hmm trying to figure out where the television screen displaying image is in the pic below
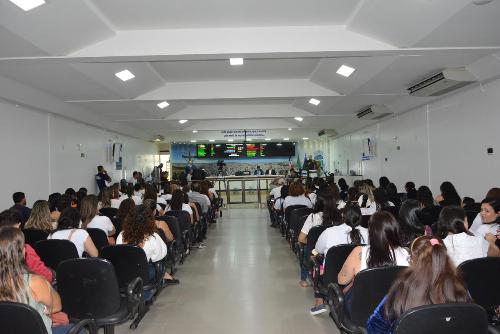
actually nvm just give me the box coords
[196,142,295,158]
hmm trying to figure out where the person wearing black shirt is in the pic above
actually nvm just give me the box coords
[254,165,264,175]
[10,192,31,225]
[95,165,111,192]
[265,165,277,175]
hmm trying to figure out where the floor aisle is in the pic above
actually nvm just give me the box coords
[116,208,337,334]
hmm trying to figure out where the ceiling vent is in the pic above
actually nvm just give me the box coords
[356,105,392,120]
[407,68,476,97]
[318,129,338,137]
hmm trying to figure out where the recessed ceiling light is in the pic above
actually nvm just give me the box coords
[209,139,215,142]
[190,140,196,143]
[294,117,304,122]
[309,98,321,106]
[336,65,356,77]
[265,138,271,141]
[157,101,169,109]
[284,138,290,140]
[153,138,161,142]
[115,69,135,82]
[192,130,198,133]
[9,0,45,11]
[229,58,244,66]
[288,128,293,131]
[227,139,234,142]
[302,137,309,140]
[178,119,188,124]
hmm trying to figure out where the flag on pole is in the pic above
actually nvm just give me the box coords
[296,155,301,170]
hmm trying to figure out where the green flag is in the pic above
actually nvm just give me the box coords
[296,155,301,170]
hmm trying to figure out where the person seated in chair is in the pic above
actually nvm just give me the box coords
[10,191,31,226]
[80,195,116,244]
[0,209,53,282]
[254,165,264,176]
[116,204,178,285]
[265,165,277,175]
[0,227,84,334]
[366,236,471,333]
[48,208,98,258]
[24,200,54,233]
[188,182,211,214]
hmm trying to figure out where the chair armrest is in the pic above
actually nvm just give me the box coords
[126,277,143,301]
[310,255,324,291]
[67,319,98,334]
[488,325,500,334]
[328,283,362,334]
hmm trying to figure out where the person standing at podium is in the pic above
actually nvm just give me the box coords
[254,165,264,175]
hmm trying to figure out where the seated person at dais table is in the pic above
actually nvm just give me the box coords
[254,165,264,176]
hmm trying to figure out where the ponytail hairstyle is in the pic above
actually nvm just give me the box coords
[437,206,471,239]
[343,202,364,244]
[384,236,470,321]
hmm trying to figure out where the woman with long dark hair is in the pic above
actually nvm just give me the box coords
[338,212,409,290]
[436,181,461,207]
[470,197,500,240]
[367,236,470,333]
[437,206,498,265]
[398,199,425,247]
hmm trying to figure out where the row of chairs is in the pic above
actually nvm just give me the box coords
[267,199,500,333]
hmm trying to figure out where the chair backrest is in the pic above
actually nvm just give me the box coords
[157,215,183,251]
[99,208,118,219]
[458,257,500,309]
[100,245,149,290]
[0,301,48,334]
[22,229,49,247]
[193,202,203,220]
[33,239,79,270]
[86,228,109,251]
[361,215,371,228]
[164,210,191,232]
[284,205,307,223]
[111,217,122,238]
[289,207,313,231]
[306,225,330,252]
[56,258,121,319]
[350,266,406,328]
[392,303,489,334]
[323,244,358,285]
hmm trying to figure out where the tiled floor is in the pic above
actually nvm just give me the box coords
[115,208,337,334]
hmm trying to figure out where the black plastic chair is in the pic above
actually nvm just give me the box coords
[329,265,406,334]
[312,244,359,296]
[157,215,184,264]
[34,239,79,270]
[283,205,307,237]
[163,210,192,261]
[87,228,109,252]
[288,207,313,251]
[22,229,49,247]
[0,301,97,334]
[99,208,118,219]
[459,257,500,322]
[300,225,330,272]
[360,215,371,228]
[392,303,491,334]
[57,258,142,334]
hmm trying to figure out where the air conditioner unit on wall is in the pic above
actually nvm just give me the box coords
[356,105,392,120]
[318,129,338,137]
[407,68,476,97]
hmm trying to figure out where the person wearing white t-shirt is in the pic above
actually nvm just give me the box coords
[470,198,500,240]
[315,203,369,255]
[80,195,116,238]
[269,182,284,199]
[116,203,178,284]
[437,206,497,266]
[48,207,98,258]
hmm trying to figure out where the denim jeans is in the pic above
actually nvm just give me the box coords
[300,245,309,281]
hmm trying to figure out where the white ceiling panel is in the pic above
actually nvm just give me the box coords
[354,53,487,95]
[91,0,361,30]
[0,0,114,55]
[0,63,122,100]
[347,0,470,47]
[0,25,47,57]
[415,2,500,47]
[151,58,319,82]
[70,62,165,99]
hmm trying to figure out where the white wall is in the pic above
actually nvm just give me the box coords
[0,100,157,209]
[331,77,500,200]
